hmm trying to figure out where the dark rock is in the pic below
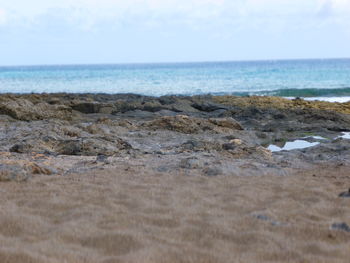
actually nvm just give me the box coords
[339,189,350,198]
[273,113,287,119]
[255,214,270,221]
[71,102,100,114]
[222,143,236,151]
[113,99,166,113]
[191,102,229,112]
[57,140,83,155]
[47,97,61,105]
[208,109,229,117]
[10,144,28,153]
[170,102,198,113]
[253,214,284,226]
[238,107,264,118]
[96,154,108,162]
[331,222,350,232]
[224,135,239,140]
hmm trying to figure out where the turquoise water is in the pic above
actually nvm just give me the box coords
[0,59,350,97]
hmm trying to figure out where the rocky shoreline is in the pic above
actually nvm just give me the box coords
[1,94,350,263]
[1,93,350,180]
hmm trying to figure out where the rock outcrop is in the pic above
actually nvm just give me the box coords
[0,98,72,121]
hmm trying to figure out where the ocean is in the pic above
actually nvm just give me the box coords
[1,59,350,101]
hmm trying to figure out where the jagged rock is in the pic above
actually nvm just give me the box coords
[71,101,114,114]
[1,93,350,174]
[10,137,132,156]
[78,138,132,156]
[10,143,36,154]
[146,115,243,134]
[0,99,72,121]
[169,101,199,113]
[209,118,243,130]
[192,102,229,112]
[146,115,209,134]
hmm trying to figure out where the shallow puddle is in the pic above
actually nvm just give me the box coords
[268,140,320,153]
[268,132,350,153]
[339,132,350,139]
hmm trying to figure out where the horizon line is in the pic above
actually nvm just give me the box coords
[1,57,350,68]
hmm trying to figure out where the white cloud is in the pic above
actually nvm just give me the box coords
[0,0,349,31]
[0,8,6,25]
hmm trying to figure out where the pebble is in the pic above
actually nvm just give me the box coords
[331,222,350,232]
[253,213,285,226]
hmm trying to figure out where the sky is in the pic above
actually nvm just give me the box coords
[0,0,350,65]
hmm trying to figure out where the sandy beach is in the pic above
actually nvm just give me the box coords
[0,94,350,262]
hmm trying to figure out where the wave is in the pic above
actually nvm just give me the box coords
[229,87,350,98]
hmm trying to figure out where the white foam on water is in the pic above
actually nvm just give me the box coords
[303,97,350,103]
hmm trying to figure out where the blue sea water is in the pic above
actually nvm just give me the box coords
[0,59,350,98]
